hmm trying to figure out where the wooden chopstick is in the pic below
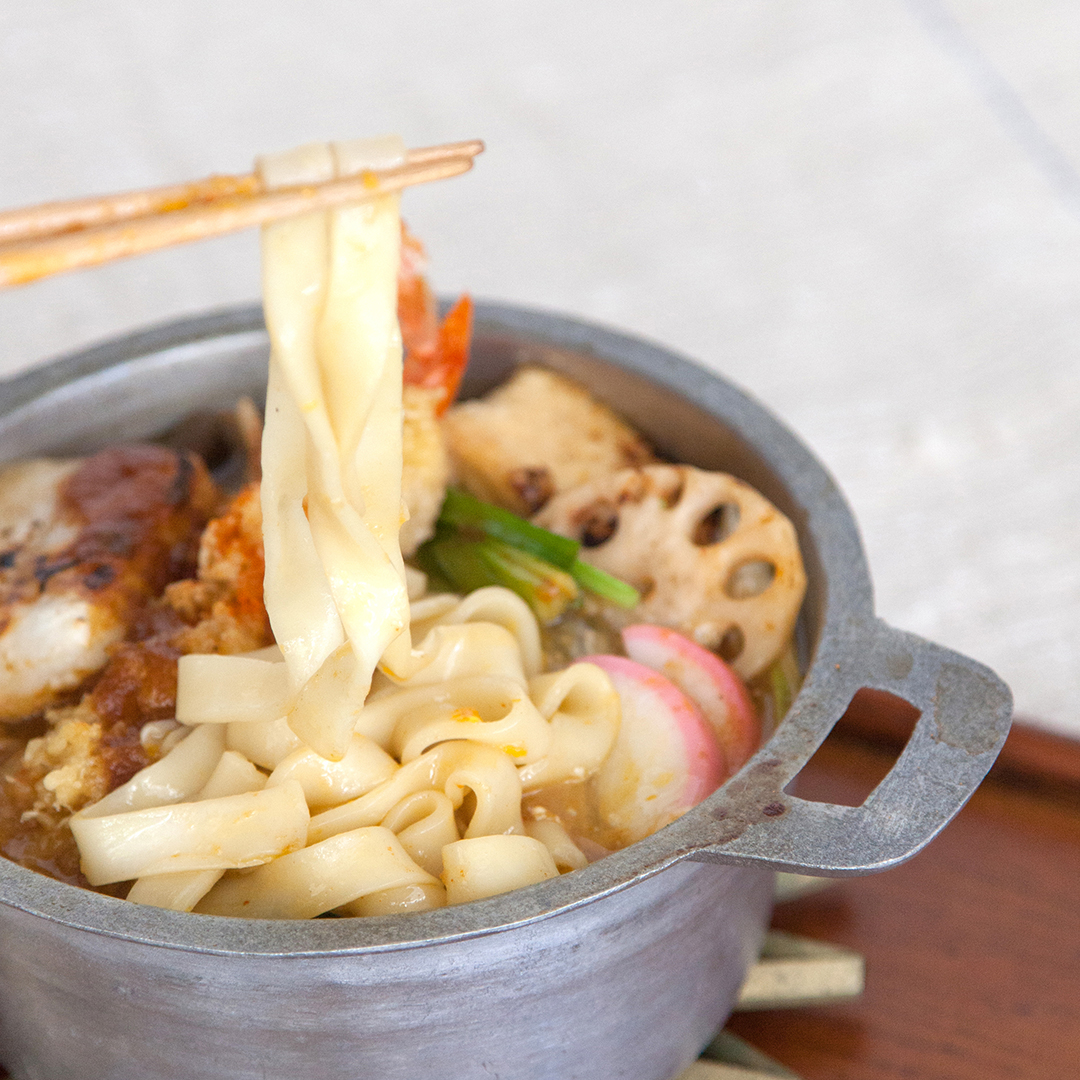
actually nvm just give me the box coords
[0,141,482,245]
[0,174,260,247]
[0,140,483,288]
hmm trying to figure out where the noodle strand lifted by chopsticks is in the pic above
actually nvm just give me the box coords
[258,136,415,761]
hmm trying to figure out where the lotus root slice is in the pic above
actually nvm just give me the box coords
[535,465,806,680]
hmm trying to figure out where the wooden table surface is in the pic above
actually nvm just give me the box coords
[728,704,1080,1080]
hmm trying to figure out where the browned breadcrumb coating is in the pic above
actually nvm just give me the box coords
[441,367,655,516]
[165,482,272,655]
[0,744,88,886]
[4,632,185,884]
[33,482,270,799]
[23,700,109,814]
[25,485,270,810]
[22,636,182,812]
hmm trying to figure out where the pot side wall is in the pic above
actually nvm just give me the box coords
[0,861,772,1080]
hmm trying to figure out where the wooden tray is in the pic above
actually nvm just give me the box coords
[726,697,1080,1080]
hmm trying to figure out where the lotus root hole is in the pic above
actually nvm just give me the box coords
[579,500,619,547]
[725,559,776,599]
[717,625,745,662]
[691,503,740,546]
[662,476,685,508]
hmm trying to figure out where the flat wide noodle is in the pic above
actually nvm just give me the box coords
[175,654,289,725]
[71,780,309,886]
[307,739,524,845]
[195,825,438,919]
[125,869,226,913]
[266,732,398,810]
[341,881,447,917]
[224,715,303,770]
[258,135,413,760]
[124,751,268,912]
[517,663,621,787]
[441,834,559,905]
[380,790,459,876]
[409,587,543,678]
[524,818,588,872]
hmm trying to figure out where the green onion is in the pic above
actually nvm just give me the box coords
[768,660,792,722]
[422,487,642,617]
[569,558,640,608]
[417,535,579,623]
[416,536,497,597]
[438,487,580,569]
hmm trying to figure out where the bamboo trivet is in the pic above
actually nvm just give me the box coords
[676,890,865,1080]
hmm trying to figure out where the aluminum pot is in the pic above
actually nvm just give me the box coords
[0,303,1012,1080]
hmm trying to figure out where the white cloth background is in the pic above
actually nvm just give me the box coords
[1,1,1076,736]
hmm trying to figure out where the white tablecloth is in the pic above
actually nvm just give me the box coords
[1,0,1076,736]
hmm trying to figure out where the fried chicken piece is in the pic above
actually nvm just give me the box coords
[5,481,270,867]
[2,387,444,864]
[22,634,182,810]
[0,446,217,722]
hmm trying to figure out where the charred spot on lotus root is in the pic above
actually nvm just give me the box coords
[725,559,776,600]
[508,466,555,515]
[33,555,78,588]
[692,503,740,546]
[576,499,620,547]
[717,625,745,662]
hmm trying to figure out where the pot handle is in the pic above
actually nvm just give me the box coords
[685,619,1012,876]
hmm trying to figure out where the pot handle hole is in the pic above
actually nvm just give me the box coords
[684,618,1013,876]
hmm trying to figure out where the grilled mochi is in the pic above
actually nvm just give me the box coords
[0,446,218,722]
[441,367,655,516]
